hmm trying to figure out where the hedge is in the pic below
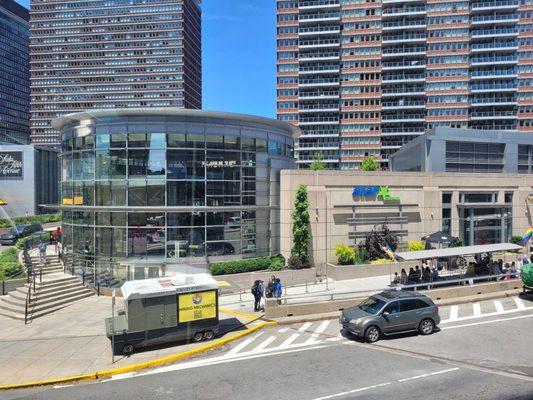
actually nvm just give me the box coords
[209,254,285,276]
[0,213,60,228]
[0,247,25,280]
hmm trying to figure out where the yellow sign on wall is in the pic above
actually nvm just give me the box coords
[178,290,217,323]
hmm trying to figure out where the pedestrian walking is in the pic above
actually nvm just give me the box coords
[38,240,47,265]
[51,226,61,254]
[251,280,264,312]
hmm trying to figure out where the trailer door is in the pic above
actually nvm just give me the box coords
[143,297,165,330]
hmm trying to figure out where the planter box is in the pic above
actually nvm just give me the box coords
[326,261,419,281]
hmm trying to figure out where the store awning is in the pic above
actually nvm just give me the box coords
[395,243,523,261]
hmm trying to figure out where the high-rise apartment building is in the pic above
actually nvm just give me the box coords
[29,0,201,147]
[276,0,533,169]
[0,0,30,145]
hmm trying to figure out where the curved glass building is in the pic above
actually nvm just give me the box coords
[53,109,297,287]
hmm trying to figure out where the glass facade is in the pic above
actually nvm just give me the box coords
[29,0,201,147]
[0,0,29,145]
[57,110,296,287]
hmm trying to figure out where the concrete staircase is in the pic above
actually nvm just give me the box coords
[0,250,94,321]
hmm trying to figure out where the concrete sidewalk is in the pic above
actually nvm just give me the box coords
[0,296,259,386]
[219,274,392,312]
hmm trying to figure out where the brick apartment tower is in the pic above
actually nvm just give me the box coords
[29,0,201,148]
[276,0,533,169]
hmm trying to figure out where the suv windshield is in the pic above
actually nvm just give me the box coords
[358,296,386,314]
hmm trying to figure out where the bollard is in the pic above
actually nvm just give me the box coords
[97,282,100,296]
[305,280,308,293]
[239,291,243,302]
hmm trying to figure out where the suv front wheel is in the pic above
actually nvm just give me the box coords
[419,319,435,335]
[364,326,381,343]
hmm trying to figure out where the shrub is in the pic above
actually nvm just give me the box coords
[209,254,285,276]
[309,152,326,171]
[354,247,367,264]
[509,235,523,245]
[0,247,24,280]
[362,224,398,261]
[334,243,355,265]
[360,157,379,171]
[449,238,463,248]
[291,185,311,267]
[0,213,60,228]
[408,240,425,252]
[287,256,309,270]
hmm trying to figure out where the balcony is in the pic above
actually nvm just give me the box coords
[470,97,517,106]
[299,0,340,11]
[470,55,517,66]
[471,14,518,25]
[299,91,339,100]
[382,33,426,44]
[470,110,517,120]
[381,100,425,110]
[381,87,425,97]
[297,141,340,149]
[299,65,340,75]
[299,128,339,137]
[470,69,516,79]
[300,51,339,62]
[299,38,340,49]
[298,25,340,36]
[381,127,425,136]
[299,116,340,125]
[471,0,518,11]
[299,12,340,23]
[382,60,425,70]
[382,20,426,31]
[299,77,340,88]
[470,82,517,93]
[382,73,425,83]
[299,104,339,113]
[381,114,425,122]
[382,47,426,57]
[382,6,426,17]
[471,28,518,39]
[471,41,518,52]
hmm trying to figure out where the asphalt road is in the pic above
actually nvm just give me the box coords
[3,296,533,400]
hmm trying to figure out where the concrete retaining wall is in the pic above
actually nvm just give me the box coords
[264,279,522,318]
[1,278,26,295]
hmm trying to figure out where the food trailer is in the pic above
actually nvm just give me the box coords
[105,273,219,355]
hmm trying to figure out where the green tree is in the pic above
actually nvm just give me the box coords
[290,184,311,267]
[360,157,379,171]
[309,152,326,170]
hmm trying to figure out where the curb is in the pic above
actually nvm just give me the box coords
[0,319,277,391]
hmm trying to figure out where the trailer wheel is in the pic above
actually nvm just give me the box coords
[203,330,215,340]
[193,332,204,342]
[122,344,135,356]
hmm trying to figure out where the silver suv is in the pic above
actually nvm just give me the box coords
[340,290,440,343]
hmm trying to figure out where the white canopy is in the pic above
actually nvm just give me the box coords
[121,273,219,300]
[395,243,523,261]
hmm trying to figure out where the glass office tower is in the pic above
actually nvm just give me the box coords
[276,0,533,169]
[0,0,29,145]
[29,0,201,148]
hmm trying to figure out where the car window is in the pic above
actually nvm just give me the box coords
[383,300,399,315]
[400,299,429,312]
[358,296,387,314]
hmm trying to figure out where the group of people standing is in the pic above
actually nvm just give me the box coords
[251,275,283,312]
[394,263,438,285]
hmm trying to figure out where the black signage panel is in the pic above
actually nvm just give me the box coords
[0,152,23,179]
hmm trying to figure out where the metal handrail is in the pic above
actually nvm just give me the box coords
[274,272,519,305]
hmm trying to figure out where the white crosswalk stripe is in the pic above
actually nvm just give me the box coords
[514,297,526,310]
[493,300,504,313]
[222,296,532,359]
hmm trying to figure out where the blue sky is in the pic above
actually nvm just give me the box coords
[15,0,277,118]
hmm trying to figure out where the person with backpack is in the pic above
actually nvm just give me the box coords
[251,280,264,312]
[275,278,283,304]
[266,275,276,298]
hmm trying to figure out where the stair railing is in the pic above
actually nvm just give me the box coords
[22,237,48,324]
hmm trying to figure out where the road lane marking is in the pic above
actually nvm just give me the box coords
[305,320,331,344]
[441,303,533,324]
[310,368,460,400]
[493,300,504,313]
[226,332,263,356]
[473,303,481,317]
[441,313,533,330]
[514,297,526,310]
[254,336,277,352]
[278,327,289,333]
[449,305,459,321]
[279,322,312,349]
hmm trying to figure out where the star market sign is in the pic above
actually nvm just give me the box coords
[352,186,400,201]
